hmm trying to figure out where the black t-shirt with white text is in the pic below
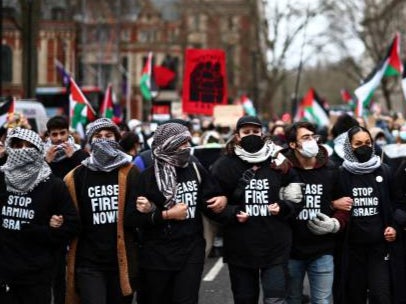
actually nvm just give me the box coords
[74,166,120,269]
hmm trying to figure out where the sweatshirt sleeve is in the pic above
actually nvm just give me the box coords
[21,178,81,246]
[277,168,303,219]
[124,170,166,229]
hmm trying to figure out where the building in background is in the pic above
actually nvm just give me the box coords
[0,0,269,120]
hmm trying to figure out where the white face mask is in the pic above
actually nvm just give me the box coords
[298,139,319,158]
[191,136,201,145]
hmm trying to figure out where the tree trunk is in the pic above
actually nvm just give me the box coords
[20,0,40,98]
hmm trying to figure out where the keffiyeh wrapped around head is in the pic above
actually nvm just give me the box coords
[82,138,132,172]
[152,123,192,207]
[1,128,51,194]
[342,131,381,174]
[86,118,121,142]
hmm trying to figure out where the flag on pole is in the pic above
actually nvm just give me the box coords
[140,52,157,101]
[240,95,257,116]
[100,84,122,123]
[69,77,96,133]
[340,89,356,109]
[100,84,114,119]
[153,65,176,88]
[55,59,71,87]
[294,88,329,127]
[383,32,403,77]
[354,33,402,116]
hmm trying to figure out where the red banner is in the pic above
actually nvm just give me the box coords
[182,49,228,115]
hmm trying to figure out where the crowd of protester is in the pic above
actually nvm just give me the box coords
[1,109,406,304]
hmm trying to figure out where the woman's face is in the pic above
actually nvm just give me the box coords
[351,131,372,150]
[236,125,262,142]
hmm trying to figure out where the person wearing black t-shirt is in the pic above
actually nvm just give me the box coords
[211,116,303,304]
[125,122,228,304]
[282,122,350,304]
[335,126,404,304]
[0,127,80,304]
[64,118,139,304]
[44,115,89,304]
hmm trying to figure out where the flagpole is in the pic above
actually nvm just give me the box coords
[117,63,131,122]
[126,65,132,122]
[293,7,310,115]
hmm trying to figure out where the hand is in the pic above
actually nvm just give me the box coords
[63,143,75,158]
[167,203,188,220]
[268,203,280,215]
[206,196,227,213]
[49,215,63,228]
[384,226,396,242]
[279,183,303,204]
[236,211,249,223]
[307,213,340,235]
[331,196,353,211]
[136,196,155,213]
[45,146,58,163]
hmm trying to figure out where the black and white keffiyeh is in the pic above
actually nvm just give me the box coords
[0,128,51,194]
[82,138,132,172]
[342,132,381,174]
[86,118,120,142]
[235,139,285,164]
[152,123,192,207]
[44,135,80,162]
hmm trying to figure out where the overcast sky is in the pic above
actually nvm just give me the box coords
[265,0,366,69]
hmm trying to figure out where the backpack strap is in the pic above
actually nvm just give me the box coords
[192,161,202,184]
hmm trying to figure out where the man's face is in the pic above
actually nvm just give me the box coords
[289,127,319,150]
[49,128,69,145]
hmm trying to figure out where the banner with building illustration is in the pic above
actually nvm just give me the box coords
[182,49,228,115]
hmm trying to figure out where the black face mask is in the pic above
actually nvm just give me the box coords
[240,135,264,153]
[353,145,373,163]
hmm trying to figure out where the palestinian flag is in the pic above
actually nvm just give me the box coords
[139,52,156,101]
[100,84,114,119]
[101,84,122,124]
[153,65,176,88]
[354,33,402,116]
[69,77,96,133]
[340,89,353,104]
[384,32,403,77]
[295,88,329,127]
[241,95,257,116]
[0,97,15,128]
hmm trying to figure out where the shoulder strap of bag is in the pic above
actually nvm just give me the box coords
[192,161,202,184]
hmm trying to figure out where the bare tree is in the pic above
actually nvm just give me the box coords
[264,0,328,116]
[321,0,406,111]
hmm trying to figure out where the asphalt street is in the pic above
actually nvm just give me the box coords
[132,256,310,303]
[199,257,233,304]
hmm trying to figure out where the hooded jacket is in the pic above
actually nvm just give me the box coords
[282,145,349,259]
[211,153,302,268]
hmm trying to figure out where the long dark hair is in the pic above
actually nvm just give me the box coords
[347,126,373,144]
